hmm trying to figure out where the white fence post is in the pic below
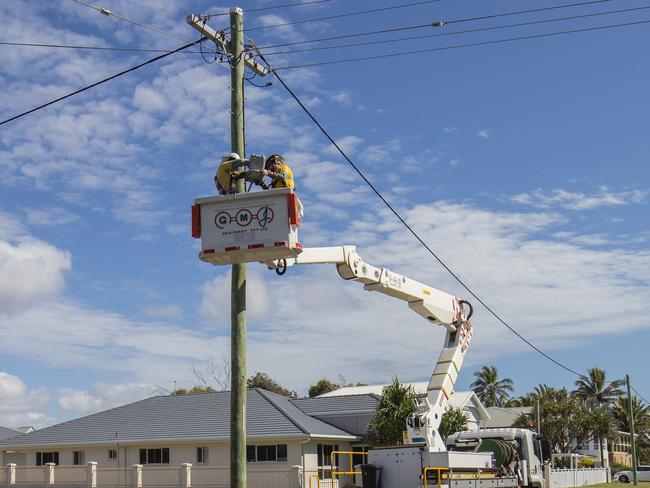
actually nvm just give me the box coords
[132,464,142,488]
[544,462,551,488]
[180,463,192,488]
[45,463,55,486]
[6,464,16,486]
[87,461,97,488]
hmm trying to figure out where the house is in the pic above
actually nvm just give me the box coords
[320,383,491,429]
[484,406,532,428]
[0,387,490,487]
[0,389,362,486]
[0,427,21,442]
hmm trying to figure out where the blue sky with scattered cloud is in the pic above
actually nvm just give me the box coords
[1,0,649,427]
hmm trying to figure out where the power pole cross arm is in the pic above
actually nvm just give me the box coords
[186,14,269,77]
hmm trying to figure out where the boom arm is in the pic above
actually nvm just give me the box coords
[266,246,474,452]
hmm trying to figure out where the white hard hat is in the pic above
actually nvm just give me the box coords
[221,152,240,162]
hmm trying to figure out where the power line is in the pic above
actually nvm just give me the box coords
[70,0,191,43]
[255,0,618,50]
[442,0,614,26]
[273,18,650,70]
[253,50,583,378]
[0,40,221,54]
[0,39,204,127]
[205,0,333,18]
[632,385,650,405]
[244,0,444,32]
[259,2,646,56]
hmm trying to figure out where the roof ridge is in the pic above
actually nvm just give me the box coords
[255,389,309,436]
[1,393,171,442]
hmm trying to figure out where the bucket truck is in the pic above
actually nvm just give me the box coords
[192,188,543,487]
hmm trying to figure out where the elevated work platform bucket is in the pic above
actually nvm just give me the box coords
[192,187,302,265]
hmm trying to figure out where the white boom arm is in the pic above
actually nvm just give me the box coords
[266,246,474,452]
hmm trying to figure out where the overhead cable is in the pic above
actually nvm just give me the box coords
[0,40,219,54]
[253,50,583,378]
[273,19,650,69]
[243,0,444,32]
[442,0,614,26]
[0,39,204,127]
[70,0,191,43]
[255,0,618,50]
[632,386,650,405]
[259,3,648,56]
[205,0,333,18]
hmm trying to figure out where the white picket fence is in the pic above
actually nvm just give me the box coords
[2,464,301,488]
[550,468,608,488]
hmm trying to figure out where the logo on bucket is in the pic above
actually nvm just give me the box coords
[215,205,274,229]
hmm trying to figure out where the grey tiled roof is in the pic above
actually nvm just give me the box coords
[0,389,356,448]
[291,394,380,415]
[0,426,21,441]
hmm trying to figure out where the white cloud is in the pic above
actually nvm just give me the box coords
[477,130,491,139]
[143,304,182,320]
[0,372,53,429]
[207,200,650,392]
[24,206,79,226]
[0,212,71,314]
[58,382,155,414]
[323,135,364,156]
[510,187,648,210]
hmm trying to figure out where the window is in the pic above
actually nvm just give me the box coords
[197,447,209,464]
[246,446,256,463]
[139,448,170,465]
[36,452,59,466]
[246,444,288,463]
[73,451,85,465]
[317,444,338,480]
[257,445,276,462]
[108,449,118,460]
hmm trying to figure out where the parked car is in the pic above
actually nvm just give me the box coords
[614,466,650,483]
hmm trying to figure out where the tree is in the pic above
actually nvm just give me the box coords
[439,407,469,440]
[470,366,514,407]
[612,395,650,433]
[512,385,589,454]
[308,378,339,398]
[573,367,624,409]
[365,377,416,446]
[172,385,216,395]
[247,371,296,398]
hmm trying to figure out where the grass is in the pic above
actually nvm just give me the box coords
[591,483,650,488]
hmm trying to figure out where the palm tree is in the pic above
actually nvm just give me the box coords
[470,366,514,407]
[612,395,650,433]
[365,377,416,446]
[573,367,625,409]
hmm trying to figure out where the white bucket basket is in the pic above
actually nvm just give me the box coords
[192,187,302,265]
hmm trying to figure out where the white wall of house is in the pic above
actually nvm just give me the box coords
[1,437,352,472]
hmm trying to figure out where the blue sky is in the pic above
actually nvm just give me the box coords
[0,0,648,427]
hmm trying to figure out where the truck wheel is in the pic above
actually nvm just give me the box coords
[619,475,629,483]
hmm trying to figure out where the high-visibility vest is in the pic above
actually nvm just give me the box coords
[271,164,295,190]
[215,160,235,194]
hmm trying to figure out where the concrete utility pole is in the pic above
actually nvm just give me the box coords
[187,10,269,488]
[626,374,639,486]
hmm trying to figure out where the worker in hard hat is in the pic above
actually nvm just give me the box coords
[214,152,240,195]
[264,154,295,190]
